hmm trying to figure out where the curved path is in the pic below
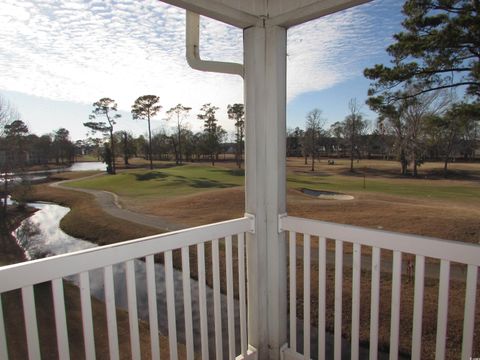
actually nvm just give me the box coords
[50,174,186,232]
[52,173,470,282]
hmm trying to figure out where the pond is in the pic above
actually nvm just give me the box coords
[68,162,106,172]
[4,162,106,185]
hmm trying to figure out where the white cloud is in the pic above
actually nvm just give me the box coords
[287,0,401,101]
[0,0,400,135]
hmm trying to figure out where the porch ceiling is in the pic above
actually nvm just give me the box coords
[159,0,371,28]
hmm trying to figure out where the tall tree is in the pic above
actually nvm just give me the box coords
[115,131,135,166]
[2,120,29,215]
[151,130,172,161]
[425,102,480,176]
[131,95,161,170]
[84,98,121,174]
[198,103,223,166]
[364,0,480,103]
[304,108,325,171]
[370,90,447,176]
[166,104,191,165]
[0,96,18,138]
[330,121,346,158]
[134,135,147,159]
[286,127,304,157]
[376,103,410,175]
[52,128,73,164]
[86,137,103,160]
[227,103,245,168]
[181,129,196,162]
[344,99,368,172]
[36,134,53,165]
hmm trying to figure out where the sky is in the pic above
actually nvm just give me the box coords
[0,0,404,141]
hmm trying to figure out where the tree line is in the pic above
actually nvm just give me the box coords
[292,97,479,177]
[82,96,246,174]
[0,96,77,216]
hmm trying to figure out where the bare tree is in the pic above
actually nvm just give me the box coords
[0,97,21,217]
[371,89,448,176]
[305,108,326,171]
[0,96,19,137]
[402,90,449,176]
[345,99,368,172]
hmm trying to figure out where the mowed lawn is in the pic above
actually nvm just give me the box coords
[65,164,245,198]
[288,172,480,202]
[66,160,480,203]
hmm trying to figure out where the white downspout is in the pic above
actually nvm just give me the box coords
[186,11,244,78]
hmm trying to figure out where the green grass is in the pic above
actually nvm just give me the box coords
[65,163,479,202]
[288,173,480,201]
[65,165,245,198]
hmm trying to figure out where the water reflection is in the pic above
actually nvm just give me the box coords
[6,162,106,185]
[14,203,96,260]
[68,162,105,172]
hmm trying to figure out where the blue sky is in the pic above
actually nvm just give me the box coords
[0,0,404,141]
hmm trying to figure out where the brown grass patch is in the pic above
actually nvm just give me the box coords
[128,185,480,245]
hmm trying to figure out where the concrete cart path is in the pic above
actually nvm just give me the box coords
[50,173,186,232]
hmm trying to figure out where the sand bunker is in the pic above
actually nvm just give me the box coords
[301,188,354,200]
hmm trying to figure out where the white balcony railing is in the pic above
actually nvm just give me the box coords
[0,216,255,360]
[2,214,479,359]
[280,215,480,360]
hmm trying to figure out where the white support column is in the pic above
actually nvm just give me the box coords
[244,23,287,360]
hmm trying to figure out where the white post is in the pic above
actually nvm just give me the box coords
[244,23,287,360]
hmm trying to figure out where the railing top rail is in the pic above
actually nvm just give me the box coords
[0,216,253,293]
[281,215,480,266]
